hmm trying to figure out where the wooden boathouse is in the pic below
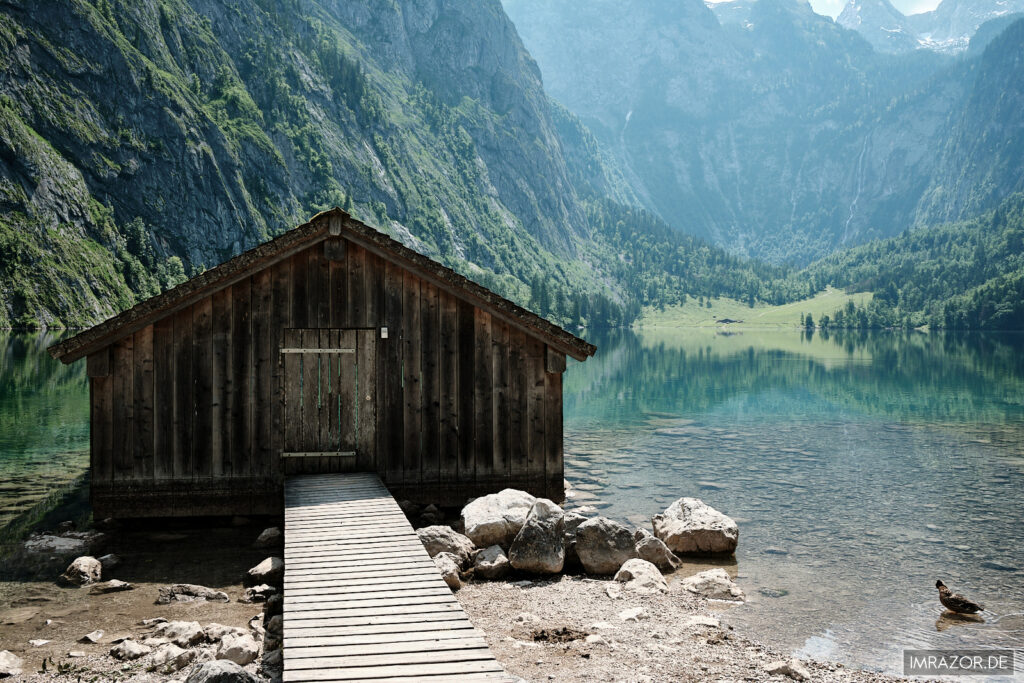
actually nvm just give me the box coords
[49,209,595,518]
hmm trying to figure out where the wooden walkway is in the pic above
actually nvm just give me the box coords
[283,473,517,682]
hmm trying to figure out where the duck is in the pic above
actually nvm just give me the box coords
[935,580,984,614]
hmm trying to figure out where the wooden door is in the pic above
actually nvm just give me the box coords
[281,329,376,474]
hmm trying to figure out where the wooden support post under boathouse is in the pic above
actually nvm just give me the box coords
[48,209,596,518]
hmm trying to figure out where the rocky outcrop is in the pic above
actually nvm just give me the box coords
[574,517,637,575]
[474,545,511,580]
[461,489,537,549]
[652,498,738,555]
[614,559,668,594]
[417,526,475,567]
[509,499,565,574]
[61,556,102,586]
[678,568,745,602]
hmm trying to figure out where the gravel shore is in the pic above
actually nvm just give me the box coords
[457,575,913,683]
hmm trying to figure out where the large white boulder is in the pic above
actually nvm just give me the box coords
[652,498,738,555]
[110,640,151,661]
[461,489,537,548]
[0,651,24,677]
[216,633,259,666]
[416,526,475,567]
[574,517,638,575]
[508,499,565,574]
[61,556,102,586]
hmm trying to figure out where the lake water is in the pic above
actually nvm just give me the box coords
[2,328,1023,676]
[564,327,1024,677]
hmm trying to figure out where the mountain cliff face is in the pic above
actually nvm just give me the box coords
[908,0,1024,52]
[0,0,619,327]
[504,0,955,262]
[503,0,1023,264]
[837,0,920,52]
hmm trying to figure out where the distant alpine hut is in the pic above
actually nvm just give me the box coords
[49,209,595,518]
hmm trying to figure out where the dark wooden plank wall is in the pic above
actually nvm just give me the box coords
[88,240,566,517]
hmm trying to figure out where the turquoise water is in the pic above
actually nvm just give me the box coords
[2,328,1023,675]
[0,332,89,529]
[563,328,1024,676]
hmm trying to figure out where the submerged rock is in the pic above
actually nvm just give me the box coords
[416,526,475,567]
[473,545,511,580]
[157,584,229,605]
[652,498,738,555]
[461,489,537,548]
[574,517,637,575]
[614,558,668,594]
[509,499,565,574]
[678,568,745,601]
[61,556,102,586]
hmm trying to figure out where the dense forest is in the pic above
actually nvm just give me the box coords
[790,193,1024,330]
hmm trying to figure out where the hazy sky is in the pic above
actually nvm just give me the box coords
[806,0,942,18]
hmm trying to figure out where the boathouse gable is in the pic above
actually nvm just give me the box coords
[49,209,595,518]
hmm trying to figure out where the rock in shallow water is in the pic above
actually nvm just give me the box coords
[652,497,738,555]
[575,517,637,575]
[254,527,281,549]
[461,489,537,548]
[678,568,745,601]
[509,499,565,574]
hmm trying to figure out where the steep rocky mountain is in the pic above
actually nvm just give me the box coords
[837,0,920,52]
[908,0,1024,52]
[503,0,958,263]
[0,0,640,327]
[503,0,1023,264]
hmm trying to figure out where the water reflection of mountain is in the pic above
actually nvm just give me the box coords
[567,329,1024,424]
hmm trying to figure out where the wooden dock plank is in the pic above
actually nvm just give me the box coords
[284,473,510,681]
